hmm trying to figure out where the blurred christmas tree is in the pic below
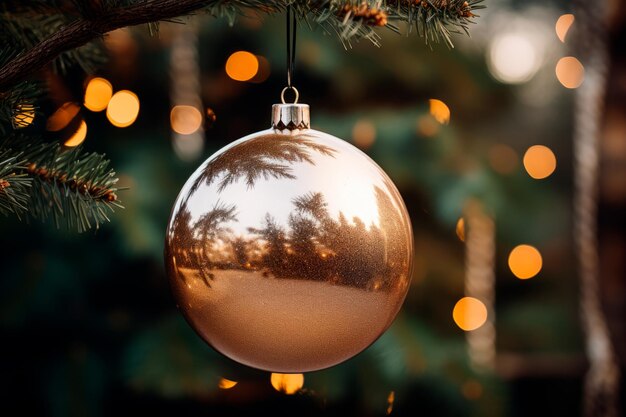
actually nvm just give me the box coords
[3,1,622,417]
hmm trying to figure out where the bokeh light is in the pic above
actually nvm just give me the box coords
[225,51,259,82]
[47,102,80,132]
[250,55,271,83]
[488,144,519,175]
[429,99,450,124]
[488,33,541,84]
[64,120,88,147]
[555,14,575,43]
[456,218,465,242]
[206,107,217,128]
[13,103,35,128]
[270,373,304,394]
[462,379,483,400]
[523,145,557,179]
[508,244,543,279]
[170,105,203,135]
[218,378,237,389]
[453,297,488,331]
[352,119,376,149]
[556,56,585,89]
[106,90,140,128]
[386,391,395,415]
[416,114,439,137]
[84,77,113,112]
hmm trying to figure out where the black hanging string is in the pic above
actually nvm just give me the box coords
[286,3,297,89]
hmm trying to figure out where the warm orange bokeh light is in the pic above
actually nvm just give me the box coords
[386,391,395,415]
[456,218,465,242]
[429,99,450,124]
[270,373,304,394]
[106,90,140,128]
[13,103,35,128]
[488,144,519,175]
[218,378,238,389]
[453,297,488,331]
[508,244,543,279]
[250,55,271,83]
[170,105,203,135]
[462,379,483,400]
[64,120,88,147]
[225,51,259,82]
[523,145,557,179]
[47,102,80,132]
[416,115,440,137]
[555,14,575,43]
[84,77,113,112]
[352,119,376,149]
[556,56,584,89]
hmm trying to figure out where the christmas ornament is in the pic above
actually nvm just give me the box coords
[165,95,413,372]
[164,6,413,373]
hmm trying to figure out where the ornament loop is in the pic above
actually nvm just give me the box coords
[280,86,299,104]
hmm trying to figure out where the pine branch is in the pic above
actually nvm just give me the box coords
[0,148,31,218]
[0,7,106,76]
[0,0,483,90]
[386,0,485,47]
[0,81,41,135]
[0,137,122,232]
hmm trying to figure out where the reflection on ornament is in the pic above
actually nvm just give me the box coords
[165,102,413,372]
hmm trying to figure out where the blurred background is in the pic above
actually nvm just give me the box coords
[1,0,625,416]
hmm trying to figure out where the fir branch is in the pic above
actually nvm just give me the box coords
[337,2,388,27]
[386,0,485,47]
[0,9,106,76]
[0,0,484,90]
[0,137,122,231]
[0,81,41,135]
[0,148,31,218]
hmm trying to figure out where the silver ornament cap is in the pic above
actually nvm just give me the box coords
[272,103,310,130]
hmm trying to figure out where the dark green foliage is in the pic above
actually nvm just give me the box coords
[0,136,122,231]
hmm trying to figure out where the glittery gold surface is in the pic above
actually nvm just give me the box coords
[165,128,413,372]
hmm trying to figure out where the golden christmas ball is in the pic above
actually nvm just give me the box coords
[165,103,413,372]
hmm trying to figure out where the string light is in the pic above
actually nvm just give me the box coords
[270,373,304,394]
[429,99,450,124]
[218,378,237,389]
[456,218,465,242]
[13,103,35,128]
[106,90,140,128]
[556,56,585,89]
[555,14,575,43]
[250,55,271,83]
[47,102,80,132]
[352,119,376,149]
[225,51,259,82]
[508,244,542,279]
[64,120,87,147]
[170,105,203,135]
[416,115,439,137]
[84,77,113,112]
[488,144,519,175]
[488,33,541,84]
[523,145,556,179]
[453,297,487,331]
[461,380,483,400]
[386,391,395,415]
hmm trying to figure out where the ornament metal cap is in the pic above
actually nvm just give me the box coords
[272,86,309,130]
[272,103,310,131]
